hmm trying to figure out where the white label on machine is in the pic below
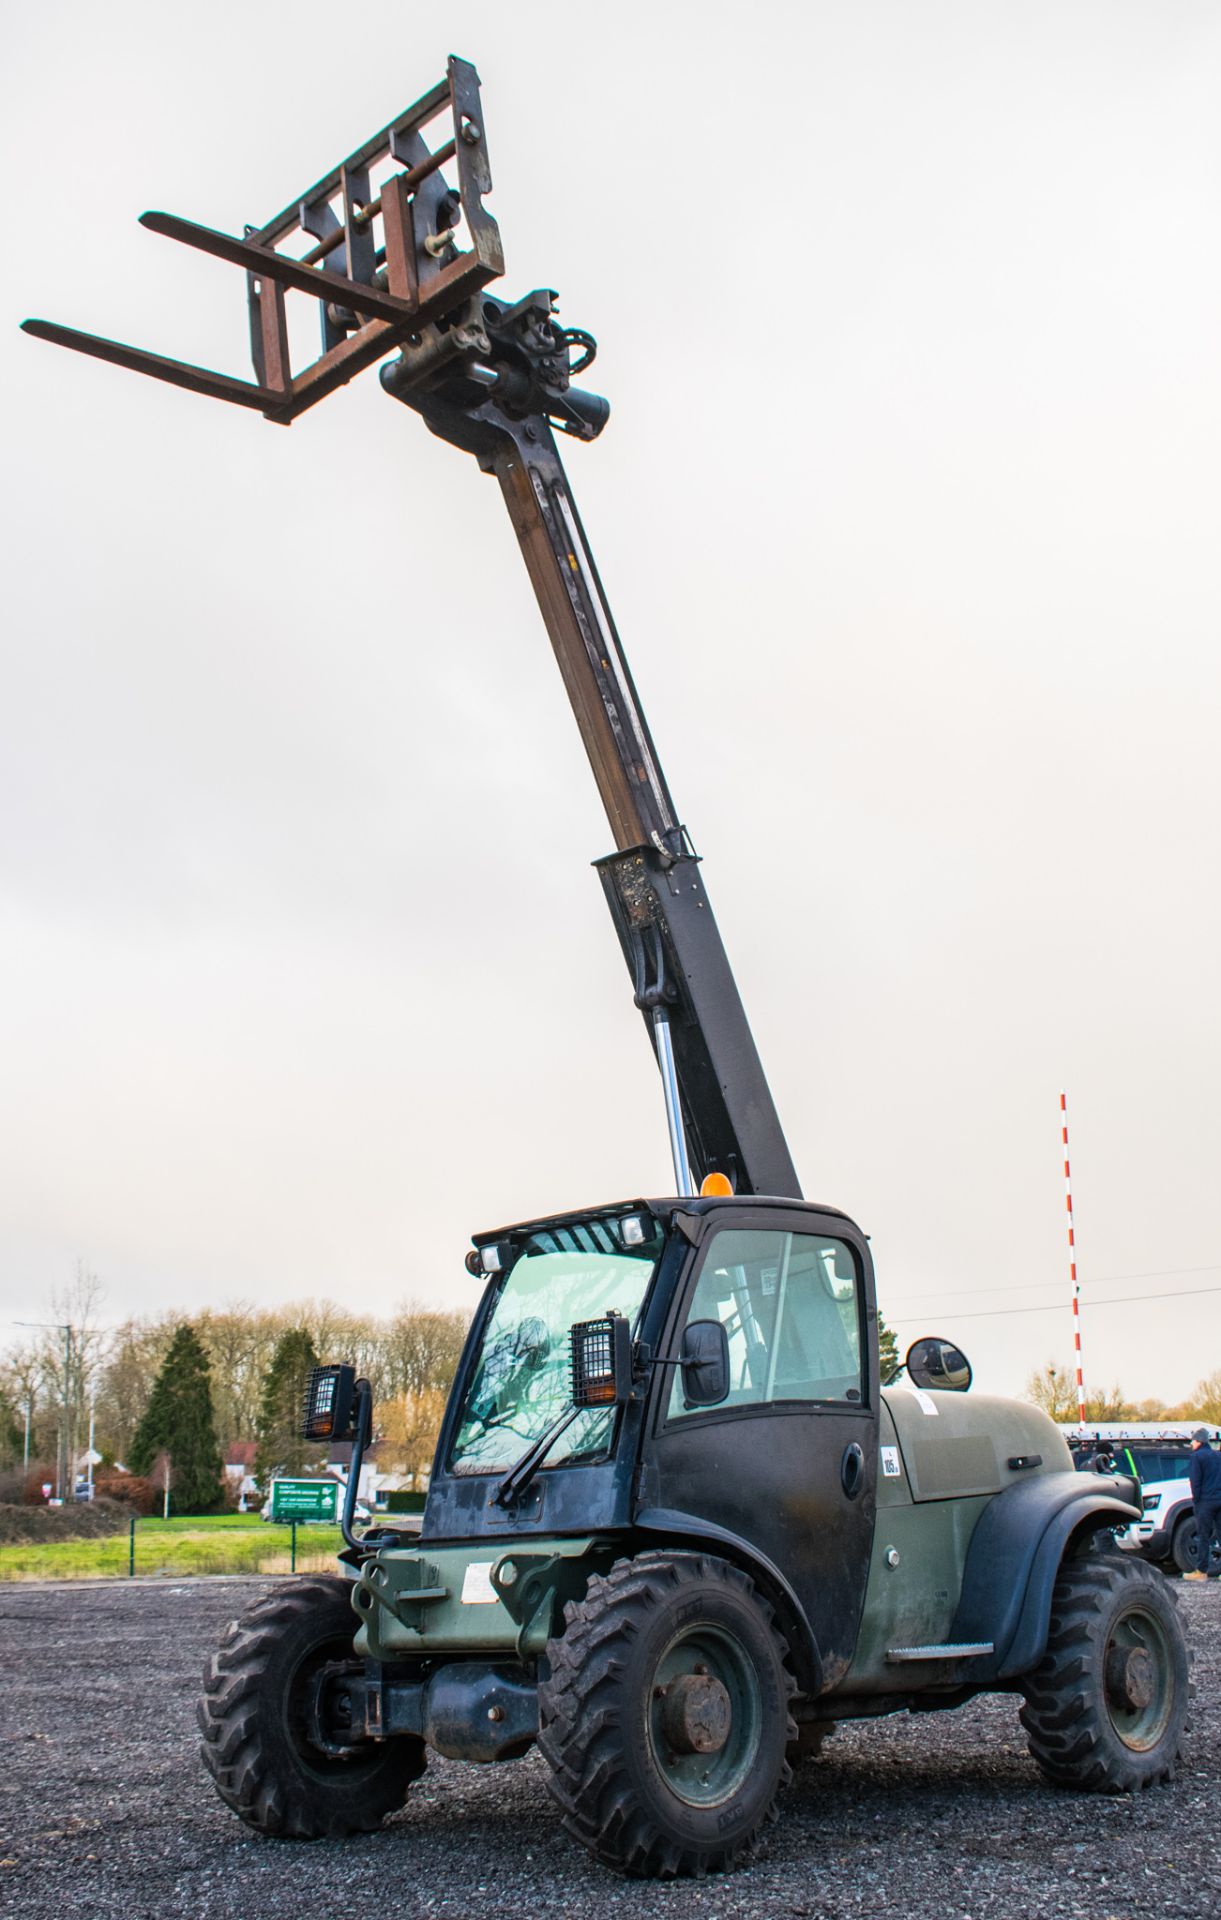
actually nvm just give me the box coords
[907,1387,939,1416]
[881,1446,902,1477]
[461,1561,499,1605]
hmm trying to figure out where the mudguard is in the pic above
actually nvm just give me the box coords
[633,1505,823,1696]
[949,1471,1140,1682]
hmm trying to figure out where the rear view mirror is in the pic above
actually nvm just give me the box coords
[906,1336,972,1393]
[680,1319,730,1407]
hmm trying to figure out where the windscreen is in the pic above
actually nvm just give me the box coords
[450,1220,662,1476]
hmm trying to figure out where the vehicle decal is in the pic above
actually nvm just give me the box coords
[460,1561,499,1605]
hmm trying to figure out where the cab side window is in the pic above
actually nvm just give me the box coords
[668,1227,863,1419]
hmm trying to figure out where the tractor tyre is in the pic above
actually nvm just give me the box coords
[198,1575,426,1838]
[1019,1551,1190,1792]
[538,1551,796,1879]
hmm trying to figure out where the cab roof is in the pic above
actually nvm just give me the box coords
[472,1192,861,1248]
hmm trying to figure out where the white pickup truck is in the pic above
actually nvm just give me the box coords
[1067,1424,1221,1575]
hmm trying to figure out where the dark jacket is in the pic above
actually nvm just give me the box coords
[1188,1445,1221,1505]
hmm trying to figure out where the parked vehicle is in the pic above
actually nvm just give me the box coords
[1069,1427,1221,1575]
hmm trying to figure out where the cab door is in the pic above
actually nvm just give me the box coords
[642,1208,879,1691]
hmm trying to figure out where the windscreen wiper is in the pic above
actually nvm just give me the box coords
[493,1405,584,1508]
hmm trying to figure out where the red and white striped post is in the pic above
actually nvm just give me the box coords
[1060,1091,1087,1429]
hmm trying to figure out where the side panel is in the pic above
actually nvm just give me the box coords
[836,1497,992,1693]
[836,1399,990,1693]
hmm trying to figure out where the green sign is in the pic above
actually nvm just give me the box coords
[269,1477,339,1523]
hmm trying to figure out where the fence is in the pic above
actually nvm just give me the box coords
[0,1513,347,1582]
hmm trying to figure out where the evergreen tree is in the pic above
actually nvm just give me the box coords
[255,1328,322,1487]
[128,1323,223,1513]
[878,1313,900,1384]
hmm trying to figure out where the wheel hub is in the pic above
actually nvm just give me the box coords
[1105,1643,1156,1714]
[659,1671,732,1755]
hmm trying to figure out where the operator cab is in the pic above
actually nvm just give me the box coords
[426,1192,881,1682]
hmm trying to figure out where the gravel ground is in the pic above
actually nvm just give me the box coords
[0,1576,1216,1920]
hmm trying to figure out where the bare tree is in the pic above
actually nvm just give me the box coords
[94,1316,177,1464]
[1024,1362,1134,1424]
[196,1306,289,1455]
[0,1344,45,1467]
[1185,1370,1221,1425]
[302,1302,383,1390]
[377,1387,448,1489]
[384,1304,467,1400]
[24,1264,109,1494]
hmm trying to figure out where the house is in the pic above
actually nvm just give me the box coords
[224,1441,259,1509]
[325,1438,425,1511]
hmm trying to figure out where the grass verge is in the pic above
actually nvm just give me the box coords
[0,1520,345,1581]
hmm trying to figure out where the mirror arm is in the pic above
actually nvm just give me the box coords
[339,1378,374,1552]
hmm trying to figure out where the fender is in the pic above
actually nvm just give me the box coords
[949,1471,1140,1682]
[633,1505,823,1696]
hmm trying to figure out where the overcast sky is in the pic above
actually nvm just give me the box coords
[3,2,1220,1405]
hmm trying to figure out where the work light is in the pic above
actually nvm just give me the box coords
[465,1243,508,1277]
[301,1364,358,1442]
[570,1311,632,1408]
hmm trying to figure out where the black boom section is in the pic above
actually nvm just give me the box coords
[598,846,800,1198]
[386,348,802,1199]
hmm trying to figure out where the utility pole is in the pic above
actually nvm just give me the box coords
[1059,1094,1087,1431]
[86,1387,96,1501]
[62,1321,73,1499]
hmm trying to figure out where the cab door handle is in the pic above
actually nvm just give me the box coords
[841,1441,865,1499]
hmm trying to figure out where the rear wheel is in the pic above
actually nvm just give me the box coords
[538,1551,796,1878]
[1020,1552,1189,1792]
[198,1575,426,1838]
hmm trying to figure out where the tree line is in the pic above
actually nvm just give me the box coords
[5,1271,1217,1512]
[1023,1360,1221,1425]
[0,1266,467,1510]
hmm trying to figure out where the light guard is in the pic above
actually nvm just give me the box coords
[570,1311,632,1408]
[302,1363,357,1443]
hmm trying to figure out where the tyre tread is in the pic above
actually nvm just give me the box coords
[197,1574,424,1839]
[1019,1553,1190,1794]
[538,1551,796,1879]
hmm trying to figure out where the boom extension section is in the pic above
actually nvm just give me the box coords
[21,55,800,1201]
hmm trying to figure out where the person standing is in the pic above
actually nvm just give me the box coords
[1185,1428,1221,1580]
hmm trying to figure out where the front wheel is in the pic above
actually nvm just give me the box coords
[1020,1552,1190,1792]
[198,1575,426,1838]
[538,1551,796,1879]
